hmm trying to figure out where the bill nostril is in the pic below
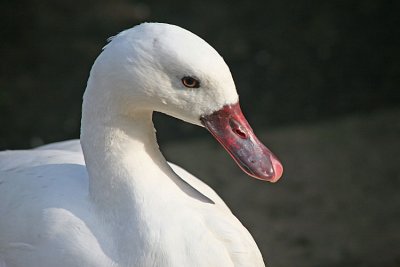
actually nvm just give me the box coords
[234,128,247,139]
[229,118,248,139]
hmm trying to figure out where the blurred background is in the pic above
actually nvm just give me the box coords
[0,0,399,266]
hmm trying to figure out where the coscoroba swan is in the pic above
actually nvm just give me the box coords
[0,23,283,267]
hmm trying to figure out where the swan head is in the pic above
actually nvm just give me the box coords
[86,23,283,182]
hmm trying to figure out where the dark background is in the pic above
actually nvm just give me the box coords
[1,0,399,148]
[1,0,399,266]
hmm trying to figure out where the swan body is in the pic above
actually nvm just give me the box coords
[0,23,282,267]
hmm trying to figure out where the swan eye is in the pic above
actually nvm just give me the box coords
[181,76,200,88]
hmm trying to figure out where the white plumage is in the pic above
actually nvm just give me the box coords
[0,23,279,267]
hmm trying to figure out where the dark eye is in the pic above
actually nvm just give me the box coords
[181,76,200,88]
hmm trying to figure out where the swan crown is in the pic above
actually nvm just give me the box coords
[84,23,239,125]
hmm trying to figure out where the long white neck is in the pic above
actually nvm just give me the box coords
[81,108,163,207]
[80,84,214,263]
[80,80,211,219]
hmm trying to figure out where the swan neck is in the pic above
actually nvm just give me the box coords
[81,104,168,206]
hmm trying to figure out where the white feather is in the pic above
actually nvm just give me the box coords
[0,23,264,267]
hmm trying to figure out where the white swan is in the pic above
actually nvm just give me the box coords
[0,23,283,267]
